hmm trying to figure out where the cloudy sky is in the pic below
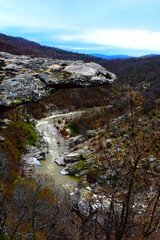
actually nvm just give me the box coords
[0,0,160,56]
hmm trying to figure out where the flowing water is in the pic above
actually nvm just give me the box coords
[34,107,110,187]
[35,114,79,187]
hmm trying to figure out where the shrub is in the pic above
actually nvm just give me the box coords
[66,124,78,136]
[18,121,38,146]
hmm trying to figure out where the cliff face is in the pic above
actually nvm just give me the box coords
[0,52,116,107]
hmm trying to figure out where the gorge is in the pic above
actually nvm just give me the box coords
[0,48,160,239]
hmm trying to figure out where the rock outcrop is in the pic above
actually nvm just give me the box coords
[0,52,116,107]
[0,135,5,142]
[21,145,47,175]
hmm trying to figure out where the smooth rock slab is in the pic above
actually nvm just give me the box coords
[64,152,81,163]
[64,64,97,76]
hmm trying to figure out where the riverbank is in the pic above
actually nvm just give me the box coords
[20,107,105,187]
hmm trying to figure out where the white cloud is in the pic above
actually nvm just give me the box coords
[58,29,160,51]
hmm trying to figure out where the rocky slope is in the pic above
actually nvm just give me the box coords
[0,52,116,107]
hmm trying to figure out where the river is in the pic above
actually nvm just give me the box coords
[34,107,111,187]
[35,114,79,187]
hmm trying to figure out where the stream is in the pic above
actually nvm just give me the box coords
[35,113,79,187]
[34,107,111,187]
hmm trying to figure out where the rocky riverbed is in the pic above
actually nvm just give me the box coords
[35,114,80,187]
[20,108,106,186]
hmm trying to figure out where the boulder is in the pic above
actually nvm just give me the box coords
[61,168,69,175]
[64,160,87,175]
[66,135,85,146]
[64,152,81,163]
[0,136,5,142]
[32,157,42,167]
[21,146,47,175]
[39,73,58,86]
[49,64,63,72]
[3,118,11,125]
[34,151,46,160]
[64,61,116,86]
[55,154,65,166]
[25,146,46,160]
[78,200,90,216]
[75,169,89,177]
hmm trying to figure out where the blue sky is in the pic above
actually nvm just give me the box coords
[0,0,160,56]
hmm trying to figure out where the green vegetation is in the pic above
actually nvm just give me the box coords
[61,71,72,79]
[66,123,78,136]
[0,107,38,169]
[37,67,49,73]
[106,72,112,79]
[106,141,112,148]
[18,121,38,146]
[0,60,5,70]
[72,160,86,172]
[79,154,85,160]
[117,102,125,111]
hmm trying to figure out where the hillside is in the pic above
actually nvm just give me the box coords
[0,33,95,61]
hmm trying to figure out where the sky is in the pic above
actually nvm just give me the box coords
[0,0,160,56]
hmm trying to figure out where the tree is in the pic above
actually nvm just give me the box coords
[6,176,72,239]
[0,150,10,239]
[71,91,160,239]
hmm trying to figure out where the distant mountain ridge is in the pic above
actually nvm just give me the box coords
[91,53,159,59]
[91,54,132,59]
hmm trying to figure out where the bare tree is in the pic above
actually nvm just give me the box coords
[71,91,160,240]
[0,150,10,239]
